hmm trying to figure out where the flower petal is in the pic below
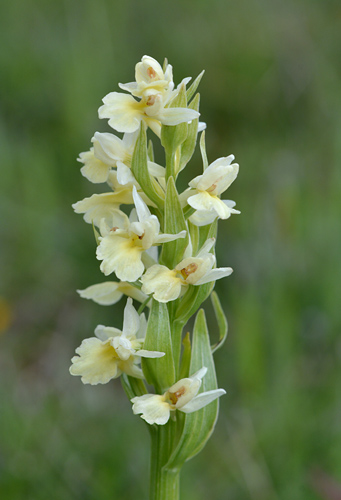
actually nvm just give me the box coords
[116,160,136,185]
[93,132,127,162]
[122,298,140,337]
[179,389,226,413]
[77,281,148,306]
[141,265,182,303]
[78,282,124,305]
[72,192,132,227]
[131,394,170,425]
[78,150,110,184]
[133,186,152,222]
[154,229,187,244]
[159,107,200,126]
[189,210,217,227]
[96,234,144,281]
[194,267,233,285]
[94,324,122,341]
[70,337,119,385]
[99,92,143,133]
[135,349,165,358]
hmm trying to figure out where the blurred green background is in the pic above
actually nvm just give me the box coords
[1,0,340,499]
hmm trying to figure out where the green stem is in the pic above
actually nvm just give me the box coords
[149,424,181,500]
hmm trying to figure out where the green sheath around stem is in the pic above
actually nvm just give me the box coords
[149,424,180,500]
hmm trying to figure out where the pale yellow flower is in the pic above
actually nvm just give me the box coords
[141,238,232,303]
[70,298,164,384]
[96,187,186,282]
[182,156,240,226]
[98,56,198,136]
[131,367,226,425]
[99,90,199,136]
[119,55,174,98]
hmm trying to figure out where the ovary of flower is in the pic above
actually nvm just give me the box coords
[98,85,199,136]
[119,55,174,98]
[70,298,164,384]
[185,156,240,226]
[96,187,187,282]
[78,281,148,306]
[131,367,226,425]
[140,238,233,303]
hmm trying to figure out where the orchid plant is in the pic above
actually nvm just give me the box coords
[70,55,240,500]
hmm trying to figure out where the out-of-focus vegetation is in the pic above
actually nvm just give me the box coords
[1,0,340,499]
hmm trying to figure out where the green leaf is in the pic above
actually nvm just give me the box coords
[166,308,220,469]
[147,139,155,162]
[179,332,191,380]
[199,130,208,170]
[188,220,199,256]
[160,176,188,269]
[187,70,205,103]
[92,221,100,245]
[141,299,175,393]
[161,84,189,180]
[131,123,164,210]
[210,291,228,353]
[198,218,218,250]
[175,281,214,326]
[178,93,200,173]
